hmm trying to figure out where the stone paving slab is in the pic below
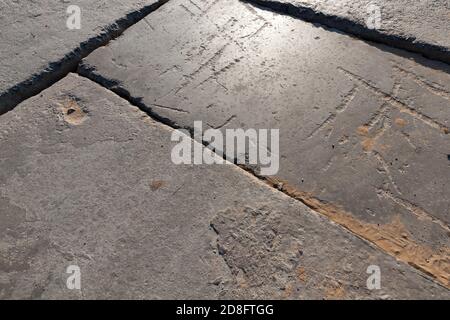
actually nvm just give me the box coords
[0,0,167,114]
[0,73,448,299]
[80,0,450,287]
[245,0,450,64]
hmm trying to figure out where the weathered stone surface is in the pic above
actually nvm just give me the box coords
[245,0,450,64]
[1,74,448,299]
[80,0,450,287]
[0,0,167,113]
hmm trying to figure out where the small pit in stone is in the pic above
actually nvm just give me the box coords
[59,99,87,125]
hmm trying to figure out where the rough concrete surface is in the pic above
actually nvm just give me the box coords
[80,0,450,288]
[245,0,450,64]
[1,0,449,300]
[0,74,448,299]
[0,0,167,114]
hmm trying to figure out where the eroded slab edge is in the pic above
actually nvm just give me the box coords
[252,171,450,289]
[0,0,169,116]
[242,0,450,65]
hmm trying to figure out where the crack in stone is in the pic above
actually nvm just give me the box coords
[250,172,450,289]
[0,0,171,116]
[152,103,190,113]
[241,0,450,65]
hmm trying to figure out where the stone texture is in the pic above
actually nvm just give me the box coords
[80,0,450,287]
[0,74,448,299]
[0,0,167,113]
[245,0,450,63]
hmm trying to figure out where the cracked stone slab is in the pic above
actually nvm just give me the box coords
[245,0,450,64]
[80,0,450,287]
[0,74,448,299]
[0,0,167,114]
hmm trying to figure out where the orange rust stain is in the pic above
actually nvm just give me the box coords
[282,283,294,298]
[395,118,407,127]
[325,285,346,300]
[357,125,369,136]
[296,267,307,283]
[150,180,165,191]
[263,176,450,288]
[361,138,376,152]
[236,270,249,289]
[357,125,378,152]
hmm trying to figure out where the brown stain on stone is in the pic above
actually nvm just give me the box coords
[361,138,376,152]
[324,282,346,300]
[150,180,165,191]
[59,99,87,125]
[236,270,249,289]
[357,125,369,136]
[282,283,294,298]
[296,267,307,283]
[262,176,450,288]
[357,125,377,151]
[395,118,407,127]
[357,125,388,152]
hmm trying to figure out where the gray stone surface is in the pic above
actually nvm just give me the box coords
[0,0,167,113]
[246,0,450,63]
[0,73,448,299]
[80,0,450,287]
